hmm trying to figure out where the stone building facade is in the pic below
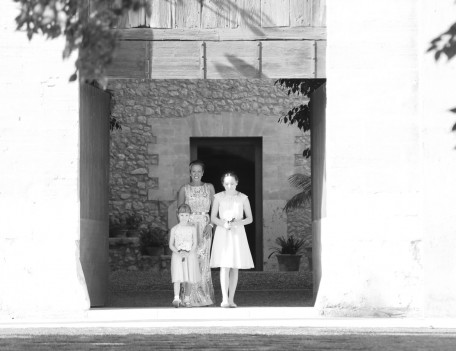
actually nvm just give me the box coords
[108,79,312,271]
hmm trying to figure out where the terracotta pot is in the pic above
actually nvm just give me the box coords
[276,254,302,271]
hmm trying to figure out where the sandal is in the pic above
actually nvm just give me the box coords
[220,302,230,308]
[229,303,237,308]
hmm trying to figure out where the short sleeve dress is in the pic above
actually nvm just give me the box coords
[171,225,200,283]
[210,192,254,269]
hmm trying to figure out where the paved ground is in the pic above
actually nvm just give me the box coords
[1,326,456,350]
[2,273,455,350]
[109,289,314,308]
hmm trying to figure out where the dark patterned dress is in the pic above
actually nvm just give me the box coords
[180,183,215,306]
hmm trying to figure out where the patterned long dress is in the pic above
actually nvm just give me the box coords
[181,183,215,306]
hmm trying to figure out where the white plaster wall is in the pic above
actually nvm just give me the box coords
[419,1,456,317]
[318,0,456,317]
[317,0,423,316]
[0,2,89,319]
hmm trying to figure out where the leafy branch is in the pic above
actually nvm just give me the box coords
[427,19,456,137]
[275,79,325,158]
[14,0,148,85]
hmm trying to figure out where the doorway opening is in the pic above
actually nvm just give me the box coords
[83,80,325,309]
[190,137,263,270]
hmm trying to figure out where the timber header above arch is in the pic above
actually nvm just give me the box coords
[104,0,326,79]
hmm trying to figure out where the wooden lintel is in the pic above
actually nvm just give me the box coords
[108,39,326,79]
[116,26,327,42]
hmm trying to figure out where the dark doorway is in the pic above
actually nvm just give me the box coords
[190,137,263,270]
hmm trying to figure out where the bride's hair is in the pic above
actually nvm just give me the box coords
[221,171,239,184]
[189,159,205,171]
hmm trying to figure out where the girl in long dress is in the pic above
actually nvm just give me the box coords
[177,160,215,307]
[210,171,254,308]
[169,204,200,308]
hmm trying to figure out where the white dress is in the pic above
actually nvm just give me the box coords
[182,183,215,306]
[171,225,200,283]
[210,192,254,269]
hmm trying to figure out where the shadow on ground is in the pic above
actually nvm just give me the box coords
[108,270,313,308]
[108,289,314,308]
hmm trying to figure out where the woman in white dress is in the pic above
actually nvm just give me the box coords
[177,160,215,307]
[210,171,254,308]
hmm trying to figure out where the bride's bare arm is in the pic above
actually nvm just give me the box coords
[177,185,186,207]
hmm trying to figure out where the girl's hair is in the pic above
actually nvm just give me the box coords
[177,203,192,214]
[221,171,239,184]
[189,159,205,171]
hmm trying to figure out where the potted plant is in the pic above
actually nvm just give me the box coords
[268,235,305,271]
[139,226,168,256]
[125,212,143,237]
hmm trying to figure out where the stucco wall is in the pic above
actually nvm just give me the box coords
[316,0,456,317]
[0,2,89,319]
[108,79,311,271]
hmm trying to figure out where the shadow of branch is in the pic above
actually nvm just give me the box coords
[123,0,269,36]
[213,54,269,78]
[428,21,456,140]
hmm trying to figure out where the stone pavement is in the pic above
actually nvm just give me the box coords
[1,307,456,350]
[1,324,456,350]
[109,289,314,308]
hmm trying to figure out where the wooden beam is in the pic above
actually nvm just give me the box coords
[261,0,290,27]
[206,41,260,78]
[107,39,326,79]
[145,0,172,28]
[261,40,315,78]
[315,40,326,78]
[233,0,262,29]
[149,41,202,79]
[201,0,232,29]
[290,0,312,27]
[175,0,201,29]
[106,41,148,78]
[312,0,326,27]
[116,26,326,41]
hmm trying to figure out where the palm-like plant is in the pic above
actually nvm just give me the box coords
[268,235,305,258]
[283,173,311,213]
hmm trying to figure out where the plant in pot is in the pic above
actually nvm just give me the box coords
[268,235,305,271]
[139,226,168,256]
[271,172,312,271]
[125,212,143,237]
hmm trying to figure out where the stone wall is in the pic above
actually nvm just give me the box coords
[108,79,311,271]
[109,238,171,273]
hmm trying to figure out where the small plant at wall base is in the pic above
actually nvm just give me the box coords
[125,212,143,237]
[268,235,305,271]
[139,226,168,256]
